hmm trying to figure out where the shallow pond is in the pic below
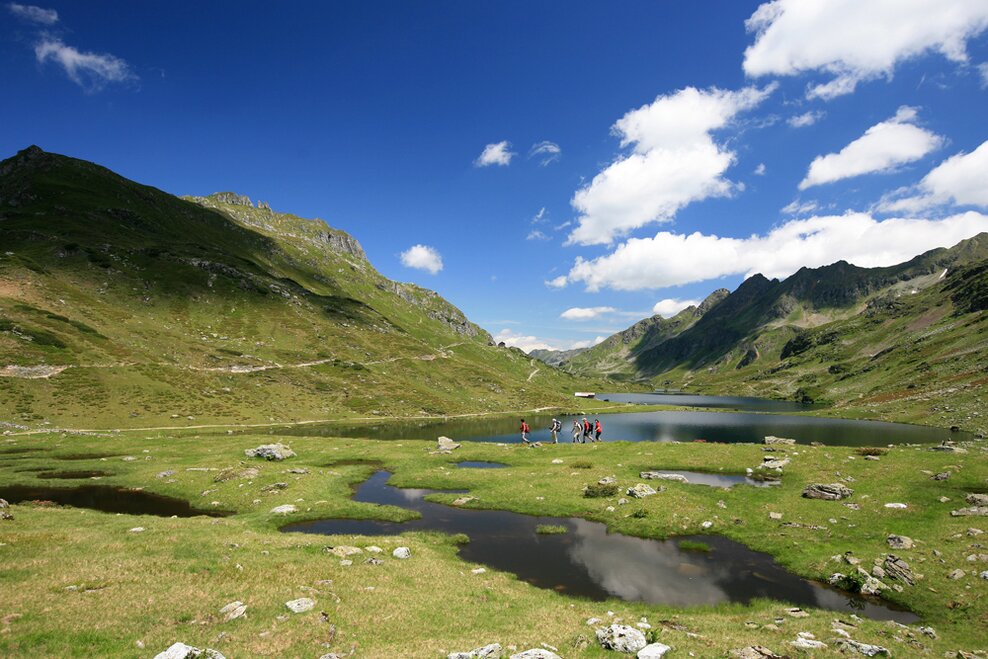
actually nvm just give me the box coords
[0,484,229,517]
[642,470,775,488]
[282,471,916,622]
[280,409,966,447]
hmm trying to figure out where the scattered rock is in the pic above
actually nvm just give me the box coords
[284,598,315,613]
[437,436,460,452]
[701,520,713,529]
[929,442,967,454]
[219,601,247,622]
[637,643,671,658]
[835,639,890,656]
[768,512,783,520]
[887,534,913,549]
[551,459,563,464]
[932,472,951,481]
[598,476,617,485]
[392,546,411,559]
[764,436,796,445]
[129,526,145,533]
[802,483,853,500]
[156,470,176,479]
[966,493,988,506]
[733,647,782,659]
[761,457,791,470]
[966,553,988,562]
[918,626,937,639]
[627,484,658,499]
[950,507,988,517]
[790,636,826,650]
[453,496,477,506]
[509,650,560,659]
[968,528,984,536]
[884,502,908,509]
[270,504,297,515]
[860,576,887,596]
[883,555,915,585]
[448,642,503,659]
[325,545,362,558]
[153,643,226,659]
[596,624,647,653]
[244,444,296,461]
[948,569,966,580]
[786,607,809,618]
[639,472,687,483]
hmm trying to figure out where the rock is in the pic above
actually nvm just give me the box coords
[769,512,783,520]
[790,636,826,650]
[764,436,796,445]
[887,534,913,549]
[627,484,658,499]
[0,499,7,509]
[598,476,618,485]
[596,624,647,653]
[509,651,560,659]
[551,459,563,464]
[244,444,296,461]
[802,483,853,500]
[393,546,411,559]
[932,472,951,481]
[153,643,226,659]
[733,647,782,659]
[948,569,966,580]
[884,555,915,585]
[366,545,383,553]
[884,502,908,509]
[437,436,460,451]
[325,545,363,558]
[930,442,966,453]
[966,553,988,562]
[860,576,886,595]
[270,504,297,515]
[452,496,476,506]
[129,526,145,533]
[261,482,288,492]
[761,457,790,470]
[968,528,984,536]
[980,570,988,580]
[639,472,688,483]
[219,601,247,621]
[918,626,937,639]
[637,643,671,658]
[872,565,886,579]
[284,597,315,613]
[156,470,176,479]
[951,507,988,517]
[966,493,988,506]
[864,455,880,461]
[701,520,713,529]
[448,642,503,659]
[786,607,809,618]
[835,639,890,656]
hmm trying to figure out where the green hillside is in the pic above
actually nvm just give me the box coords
[551,236,988,430]
[0,146,595,429]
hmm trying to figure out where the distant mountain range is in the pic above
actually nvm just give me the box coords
[535,234,988,426]
[0,146,592,428]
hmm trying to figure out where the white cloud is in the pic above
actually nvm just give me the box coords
[529,141,561,166]
[526,229,549,241]
[570,336,607,350]
[560,306,616,321]
[474,141,515,167]
[799,107,943,190]
[559,211,988,292]
[7,2,57,23]
[493,329,601,353]
[788,110,824,128]
[979,63,988,88]
[877,140,988,213]
[754,163,766,176]
[567,84,775,246]
[781,199,820,216]
[545,275,568,289]
[34,36,136,91]
[652,298,701,318]
[743,0,988,99]
[399,244,443,274]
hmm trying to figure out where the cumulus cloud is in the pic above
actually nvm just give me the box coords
[529,140,561,166]
[567,84,775,246]
[560,306,616,321]
[399,244,444,274]
[743,0,988,99]
[34,36,137,91]
[652,298,701,318]
[570,336,607,350]
[545,275,568,289]
[799,107,943,190]
[7,2,57,23]
[877,140,988,213]
[788,110,824,128]
[493,329,602,353]
[558,211,988,292]
[754,163,766,176]
[474,141,515,167]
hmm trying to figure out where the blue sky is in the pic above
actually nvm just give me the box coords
[3,1,988,351]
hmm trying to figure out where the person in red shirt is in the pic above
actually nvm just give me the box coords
[520,419,530,444]
[594,418,603,442]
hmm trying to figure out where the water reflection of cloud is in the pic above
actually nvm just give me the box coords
[566,519,732,606]
[395,488,430,502]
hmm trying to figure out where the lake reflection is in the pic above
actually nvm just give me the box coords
[282,471,917,621]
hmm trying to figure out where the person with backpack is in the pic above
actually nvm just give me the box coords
[582,417,592,443]
[549,418,561,443]
[520,419,530,444]
[571,420,582,443]
[594,418,603,442]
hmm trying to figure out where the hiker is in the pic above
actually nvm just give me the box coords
[582,417,592,443]
[594,418,603,442]
[549,418,561,443]
[571,420,582,443]
[520,418,530,444]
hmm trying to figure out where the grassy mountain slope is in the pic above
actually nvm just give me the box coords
[0,146,596,429]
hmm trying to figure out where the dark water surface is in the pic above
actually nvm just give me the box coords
[597,392,818,412]
[282,471,917,622]
[279,409,965,447]
[0,484,229,517]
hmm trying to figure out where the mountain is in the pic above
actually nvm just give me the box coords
[555,236,988,424]
[529,347,589,367]
[0,146,591,429]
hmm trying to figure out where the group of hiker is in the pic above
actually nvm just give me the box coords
[520,417,602,444]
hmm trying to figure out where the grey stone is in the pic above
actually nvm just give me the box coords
[270,504,297,515]
[156,470,177,479]
[392,546,411,559]
[637,643,671,658]
[437,436,461,451]
[790,636,826,650]
[966,493,988,506]
[802,483,853,500]
[835,639,890,656]
[764,436,796,445]
[768,511,783,520]
[932,472,950,481]
[325,545,362,558]
[884,555,915,585]
[153,643,226,659]
[887,534,914,549]
[948,569,966,580]
[509,651,561,659]
[244,444,295,461]
[596,624,647,653]
[733,647,782,659]
[448,642,503,659]
[627,484,658,499]
[219,600,247,621]
[639,472,688,483]
[951,506,988,517]
[285,597,315,613]
[598,476,618,485]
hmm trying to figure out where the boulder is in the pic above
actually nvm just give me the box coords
[596,624,647,653]
[437,436,460,451]
[448,643,503,659]
[802,483,853,501]
[764,436,796,445]
[835,639,890,656]
[948,569,966,580]
[931,472,950,481]
[244,444,296,461]
[860,576,886,595]
[637,643,671,658]
[733,648,782,659]
[509,651,561,659]
[790,634,825,650]
[886,534,913,549]
[285,597,315,613]
[966,493,988,506]
[951,506,988,517]
[639,472,688,483]
[393,546,412,559]
[627,484,658,499]
[883,555,915,585]
[219,600,247,622]
[153,643,226,659]
[270,504,297,515]
[761,457,791,470]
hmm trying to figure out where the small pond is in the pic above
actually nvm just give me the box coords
[596,392,818,412]
[279,410,967,447]
[0,485,229,518]
[282,471,916,622]
[642,470,775,488]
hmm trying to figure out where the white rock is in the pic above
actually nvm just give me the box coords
[627,484,658,499]
[790,637,826,649]
[393,546,412,559]
[285,597,315,613]
[245,443,296,461]
[551,459,564,464]
[447,643,503,659]
[270,504,297,515]
[884,503,908,509]
[596,624,647,653]
[437,436,461,451]
[701,521,713,529]
[509,650,561,659]
[153,643,226,659]
[471,567,486,574]
[326,545,363,558]
[835,639,890,656]
[366,545,383,553]
[637,642,671,658]
[129,526,145,533]
[219,601,247,621]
